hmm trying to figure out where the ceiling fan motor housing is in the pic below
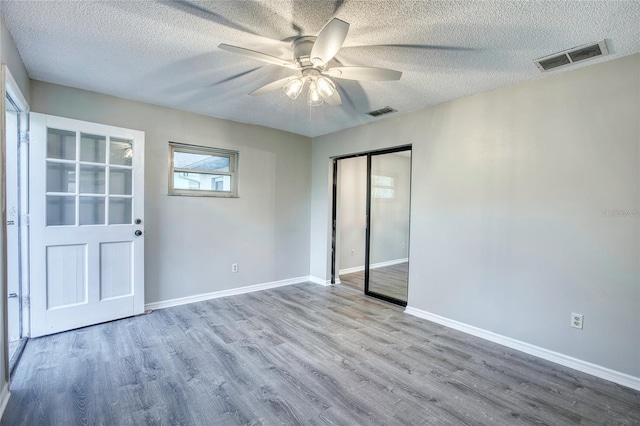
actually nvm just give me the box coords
[292,36,317,68]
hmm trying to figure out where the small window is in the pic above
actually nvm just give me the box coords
[169,142,239,197]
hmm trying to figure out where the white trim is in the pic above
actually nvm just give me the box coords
[404,306,640,392]
[339,265,364,275]
[145,276,310,310]
[0,383,10,418]
[4,67,31,338]
[372,258,408,269]
[339,258,408,275]
[4,66,29,112]
[5,65,31,340]
[309,276,332,286]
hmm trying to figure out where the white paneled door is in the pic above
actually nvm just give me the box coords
[30,113,145,337]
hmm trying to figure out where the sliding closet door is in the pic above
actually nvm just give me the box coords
[365,149,411,305]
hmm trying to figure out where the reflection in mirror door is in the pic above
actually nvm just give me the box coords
[365,149,411,305]
[335,156,367,292]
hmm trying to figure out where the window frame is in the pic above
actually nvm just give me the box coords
[168,142,239,197]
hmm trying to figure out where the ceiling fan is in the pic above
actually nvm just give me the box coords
[218,18,402,107]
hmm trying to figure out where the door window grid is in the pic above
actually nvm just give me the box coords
[46,128,134,226]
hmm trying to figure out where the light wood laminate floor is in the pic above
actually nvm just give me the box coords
[3,283,639,425]
[340,262,408,301]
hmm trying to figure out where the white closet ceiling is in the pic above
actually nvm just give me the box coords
[1,1,639,137]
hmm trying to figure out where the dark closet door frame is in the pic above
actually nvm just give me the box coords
[331,145,412,307]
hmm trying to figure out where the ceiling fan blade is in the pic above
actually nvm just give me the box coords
[249,76,296,96]
[219,44,298,70]
[310,18,350,66]
[323,88,342,106]
[324,66,402,81]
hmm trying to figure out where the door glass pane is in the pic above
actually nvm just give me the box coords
[110,168,132,195]
[47,128,76,160]
[46,162,76,193]
[47,195,75,226]
[174,151,230,172]
[80,133,106,163]
[110,138,133,166]
[173,172,231,191]
[368,150,411,303]
[79,165,106,194]
[79,196,105,225]
[109,198,132,224]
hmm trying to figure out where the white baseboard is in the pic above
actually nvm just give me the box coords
[0,383,10,418]
[405,306,640,392]
[145,276,310,310]
[309,276,332,286]
[338,265,364,275]
[339,258,408,275]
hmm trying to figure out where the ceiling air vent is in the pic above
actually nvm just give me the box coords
[367,106,397,117]
[534,40,608,72]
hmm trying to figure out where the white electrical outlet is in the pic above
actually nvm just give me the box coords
[232,263,238,273]
[571,313,583,329]
[351,249,355,256]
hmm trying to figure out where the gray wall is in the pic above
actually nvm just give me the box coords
[1,13,29,103]
[30,81,312,304]
[311,54,640,377]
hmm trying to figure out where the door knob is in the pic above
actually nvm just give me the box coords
[135,218,142,224]
[134,230,143,237]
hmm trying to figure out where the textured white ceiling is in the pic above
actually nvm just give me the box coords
[1,1,639,137]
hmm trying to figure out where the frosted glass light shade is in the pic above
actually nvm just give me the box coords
[316,77,335,98]
[283,78,304,99]
[307,82,324,106]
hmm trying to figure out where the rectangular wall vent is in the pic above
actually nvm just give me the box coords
[367,106,397,117]
[534,40,608,72]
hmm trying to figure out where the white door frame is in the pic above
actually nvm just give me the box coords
[5,67,30,342]
[3,64,30,377]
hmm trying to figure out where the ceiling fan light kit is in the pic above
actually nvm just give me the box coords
[282,68,337,106]
[283,78,304,99]
[307,81,324,106]
[219,17,402,107]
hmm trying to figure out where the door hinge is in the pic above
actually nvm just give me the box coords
[20,214,30,226]
[19,130,29,145]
